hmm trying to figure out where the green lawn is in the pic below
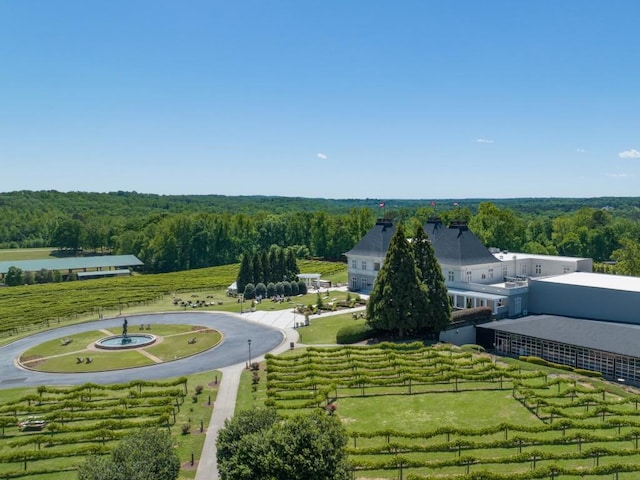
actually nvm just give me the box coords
[18,325,222,372]
[298,313,366,344]
[0,248,57,261]
[339,389,539,434]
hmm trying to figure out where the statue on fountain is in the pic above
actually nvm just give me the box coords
[122,318,131,344]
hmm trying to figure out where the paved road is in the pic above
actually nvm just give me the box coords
[0,311,284,389]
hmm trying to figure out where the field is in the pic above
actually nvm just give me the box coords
[0,259,347,342]
[244,343,640,480]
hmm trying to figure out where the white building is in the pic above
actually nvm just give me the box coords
[345,217,593,319]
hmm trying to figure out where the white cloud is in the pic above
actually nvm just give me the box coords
[476,138,494,144]
[576,148,586,153]
[606,173,632,178]
[618,149,640,158]
[317,153,328,159]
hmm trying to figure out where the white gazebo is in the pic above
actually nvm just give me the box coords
[297,273,321,287]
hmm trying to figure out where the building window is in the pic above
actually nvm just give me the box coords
[520,264,527,275]
[502,265,508,278]
[362,261,367,270]
[351,260,356,269]
[448,271,454,282]
[489,268,494,279]
[374,262,380,271]
[465,271,472,282]
[361,278,367,290]
[535,264,542,275]
[351,277,357,290]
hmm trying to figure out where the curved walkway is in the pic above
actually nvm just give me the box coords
[0,311,284,388]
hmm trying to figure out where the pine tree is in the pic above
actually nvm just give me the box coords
[252,252,263,285]
[261,250,271,284]
[412,225,451,334]
[366,224,428,338]
[236,252,254,296]
[284,247,300,281]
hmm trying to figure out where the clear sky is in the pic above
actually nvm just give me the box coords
[1,1,639,199]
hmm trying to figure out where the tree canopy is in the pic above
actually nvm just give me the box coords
[76,428,180,480]
[217,408,350,480]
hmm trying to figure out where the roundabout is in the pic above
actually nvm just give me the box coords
[0,311,285,389]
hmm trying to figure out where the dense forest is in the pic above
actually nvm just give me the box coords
[1,191,640,275]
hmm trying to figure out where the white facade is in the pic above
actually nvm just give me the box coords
[492,251,592,278]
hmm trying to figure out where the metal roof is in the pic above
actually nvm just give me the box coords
[478,314,640,358]
[533,271,640,293]
[424,220,502,266]
[0,255,143,274]
[345,220,395,258]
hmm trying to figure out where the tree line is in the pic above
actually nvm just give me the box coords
[1,191,640,275]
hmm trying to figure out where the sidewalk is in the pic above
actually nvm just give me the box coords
[194,325,299,480]
[195,289,367,479]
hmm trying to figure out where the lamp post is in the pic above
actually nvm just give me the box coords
[247,339,252,368]
[119,297,122,315]
[239,294,244,314]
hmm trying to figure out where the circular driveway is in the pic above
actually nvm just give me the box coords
[0,312,284,389]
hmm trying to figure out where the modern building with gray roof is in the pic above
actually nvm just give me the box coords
[477,315,640,385]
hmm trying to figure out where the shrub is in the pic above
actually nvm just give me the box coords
[575,368,603,378]
[181,424,191,435]
[290,281,299,296]
[336,324,375,344]
[282,281,292,297]
[297,280,308,295]
[255,282,267,298]
[195,385,203,395]
[276,282,285,296]
[451,306,492,324]
[243,283,255,300]
[267,282,276,297]
[191,395,198,403]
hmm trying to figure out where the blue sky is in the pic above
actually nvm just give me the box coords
[1,1,639,199]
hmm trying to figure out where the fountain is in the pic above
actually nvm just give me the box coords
[95,318,157,350]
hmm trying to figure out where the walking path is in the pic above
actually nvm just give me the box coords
[195,326,299,480]
[194,293,368,479]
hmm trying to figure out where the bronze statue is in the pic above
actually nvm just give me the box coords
[122,318,128,337]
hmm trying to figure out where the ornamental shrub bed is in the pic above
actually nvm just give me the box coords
[263,343,640,479]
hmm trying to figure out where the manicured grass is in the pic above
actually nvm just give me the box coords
[18,325,222,372]
[339,389,539,434]
[146,329,222,361]
[26,349,153,372]
[0,247,56,261]
[298,313,366,344]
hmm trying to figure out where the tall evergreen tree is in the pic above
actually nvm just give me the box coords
[366,224,428,338]
[236,252,254,296]
[284,247,299,281]
[261,250,271,285]
[412,225,451,334]
[252,252,264,285]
